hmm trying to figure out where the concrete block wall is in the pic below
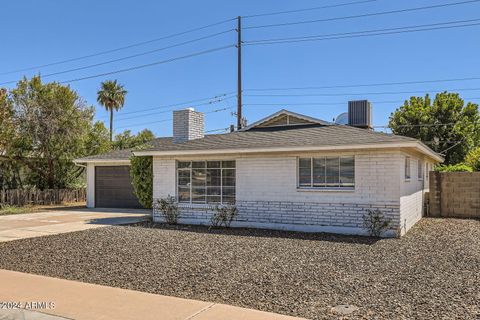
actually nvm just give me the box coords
[429,172,480,218]
[86,163,95,208]
[429,171,442,215]
[152,159,176,199]
[152,151,413,237]
[236,151,401,205]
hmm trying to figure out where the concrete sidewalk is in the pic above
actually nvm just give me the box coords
[0,208,149,242]
[0,270,305,320]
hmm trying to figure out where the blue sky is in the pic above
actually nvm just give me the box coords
[1,0,479,136]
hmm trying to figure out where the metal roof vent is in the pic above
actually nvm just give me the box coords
[348,100,372,129]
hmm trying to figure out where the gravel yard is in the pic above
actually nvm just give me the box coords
[0,218,479,320]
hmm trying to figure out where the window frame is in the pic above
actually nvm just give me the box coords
[405,156,411,181]
[176,160,236,205]
[417,159,424,180]
[297,155,355,190]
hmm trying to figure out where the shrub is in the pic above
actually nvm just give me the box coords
[435,163,473,172]
[210,204,238,228]
[156,196,180,224]
[362,209,392,237]
[464,147,480,171]
[130,155,153,208]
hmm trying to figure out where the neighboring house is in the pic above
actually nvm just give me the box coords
[75,101,443,237]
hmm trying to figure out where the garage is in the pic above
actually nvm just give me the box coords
[94,166,141,208]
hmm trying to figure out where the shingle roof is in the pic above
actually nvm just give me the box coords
[74,137,174,162]
[141,125,417,152]
[75,126,441,162]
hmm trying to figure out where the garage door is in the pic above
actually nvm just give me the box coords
[95,166,142,208]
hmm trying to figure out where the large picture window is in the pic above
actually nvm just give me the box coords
[298,156,355,189]
[177,160,235,204]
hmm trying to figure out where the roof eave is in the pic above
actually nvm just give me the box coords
[73,159,131,164]
[133,141,444,162]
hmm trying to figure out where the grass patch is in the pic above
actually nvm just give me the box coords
[0,205,37,216]
[0,202,86,216]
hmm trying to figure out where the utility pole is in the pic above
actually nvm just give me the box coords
[236,16,242,130]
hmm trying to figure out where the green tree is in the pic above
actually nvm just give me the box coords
[113,129,155,150]
[0,90,22,189]
[3,76,96,189]
[0,88,15,155]
[436,164,474,172]
[97,80,127,142]
[389,92,480,164]
[464,147,480,171]
[84,122,112,156]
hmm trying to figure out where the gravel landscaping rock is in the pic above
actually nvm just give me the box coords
[0,218,479,320]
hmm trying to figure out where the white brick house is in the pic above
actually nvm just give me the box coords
[75,107,442,237]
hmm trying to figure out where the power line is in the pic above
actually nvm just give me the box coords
[243,0,480,30]
[116,118,171,130]
[0,30,235,86]
[242,0,376,19]
[244,87,480,97]
[438,140,465,154]
[97,92,236,119]
[104,100,236,123]
[245,18,480,44]
[58,45,235,84]
[0,17,236,76]
[245,19,480,46]
[245,76,480,91]
[374,123,456,128]
[115,106,233,129]
[243,96,480,107]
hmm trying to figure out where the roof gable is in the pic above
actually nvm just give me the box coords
[240,109,332,131]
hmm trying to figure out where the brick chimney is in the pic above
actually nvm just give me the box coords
[173,108,204,143]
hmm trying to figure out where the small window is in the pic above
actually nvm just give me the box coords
[298,156,354,189]
[405,157,411,180]
[418,160,423,180]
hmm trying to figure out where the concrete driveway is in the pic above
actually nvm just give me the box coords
[0,208,149,242]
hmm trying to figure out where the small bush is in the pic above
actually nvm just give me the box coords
[156,196,180,224]
[362,209,392,237]
[435,163,473,172]
[210,204,238,228]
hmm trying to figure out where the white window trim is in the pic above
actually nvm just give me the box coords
[297,156,355,191]
[417,160,424,181]
[405,156,411,181]
[176,160,236,205]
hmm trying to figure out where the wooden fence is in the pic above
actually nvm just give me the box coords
[0,189,86,206]
[429,172,480,218]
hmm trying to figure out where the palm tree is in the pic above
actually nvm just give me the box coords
[97,80,127,141]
